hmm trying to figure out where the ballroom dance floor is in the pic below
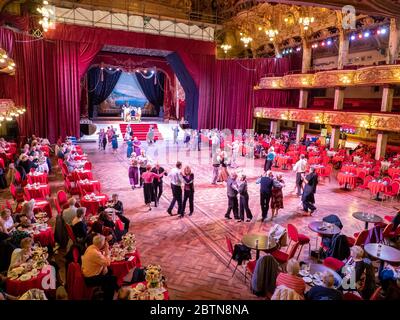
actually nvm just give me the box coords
[75,131,398,300]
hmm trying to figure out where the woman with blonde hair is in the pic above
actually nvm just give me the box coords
[275,259,306,297]
[217,151,229,182]
[182,166,194,216]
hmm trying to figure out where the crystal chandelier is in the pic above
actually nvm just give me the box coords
[0,48,15,74]
[265,29,279,42]
[221,44,232,54]
[240,33,253,47]
[0,100,26,124]
[299,16,315,30]
[37,0,55,32]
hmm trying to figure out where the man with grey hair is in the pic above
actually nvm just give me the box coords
[225,172,239,220]
[62,197,77,225]
[82,234,119,300]
[305,272,343,300]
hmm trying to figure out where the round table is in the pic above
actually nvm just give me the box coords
[130,281,169,300]
[241,233,277,260]
[388,167,400,178]
[77,180,101,195]
[352,212,383,230]
[364,243,400,269]
[72,170,93,181]
[301,263,342,289]
[80,194,109,215]
[276,155,293,170]
[33,200,53,218]
[367,181,389,201]
[27,172,48,184]
[341,165,357,175]
[5,266,54,296]
[308,156,322,165]
[308,221,341,236]
[337,172,358,190]
[110,252,141,286]
[24,184,51,200]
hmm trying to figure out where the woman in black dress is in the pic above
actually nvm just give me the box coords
[271,174,285,220]
[182,166,194,216]
[238,174,252,222]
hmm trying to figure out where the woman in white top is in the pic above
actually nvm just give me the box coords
[0,209,16,234]
[8,237,33,275]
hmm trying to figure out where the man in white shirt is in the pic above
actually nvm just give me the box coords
[167,161,184,217]
[293,154,307,196]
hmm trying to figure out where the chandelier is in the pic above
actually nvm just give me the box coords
[37,0,55,32]
[221,44,232,54]
[265,29,279,42]
[0,48,15,75]
[298,16,315,30]
[240,32,253,47]
[0,100,26,124]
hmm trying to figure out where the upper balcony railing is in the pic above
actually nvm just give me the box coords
[255,64,400,90]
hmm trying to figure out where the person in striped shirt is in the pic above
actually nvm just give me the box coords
[275,259,306,297]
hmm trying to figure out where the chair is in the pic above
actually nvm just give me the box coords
[225,235,246,277]
[65,178,80,196]
[323,257,345,272]
[14,170,22,185]
[10,183,25,203]
[320,164,333,182]
[354,229,369,246]
[65,223,77,244]
[271,242,300,268]
[343,292,363,300]
[358,175,373,191]
[83,162,92,171]
[382,223,398,244]
[244,259,256,284]
[57,190,68,207]
[66,254,96,300]
[5,200,14,213]
[369,287,382,300]
[53,197,62,216]
[384,215,394,223]
[383,182,400,201]
[287,224,310,259]
[382,176,392,185]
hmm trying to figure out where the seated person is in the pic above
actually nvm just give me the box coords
[15,214,31,230]
[62,198,78,225]
[305,273,343,300]
[378,268,400,300]
[98,211,121,242]
[107,194,130,233]
[275,259,306,297]
[71,207,88,241]
[17,200,36,224]
[392,210,400,230]
[8,237,33,275]
[81,234,119,300]
[0,209,17,235]
[85,221,112,247]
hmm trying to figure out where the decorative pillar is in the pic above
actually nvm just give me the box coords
[375,132,388,160]
[296,123,305,142]
[387,18,400,65]
[333,87,345,110]
[298,39,311,110]
[270,120,280,136]
[337,29,349,69]
[330,126,341,149]
[381,85,394,112]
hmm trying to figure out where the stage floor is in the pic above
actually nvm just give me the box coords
[78,137,398,300]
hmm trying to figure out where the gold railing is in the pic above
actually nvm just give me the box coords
[255,65,400,90]
[254,107,400,132]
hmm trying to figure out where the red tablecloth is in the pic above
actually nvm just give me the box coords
[24,184,50,200]
[308,151,320,157]
[27,172,48,184]
[6,267,53,296]
[33,200,53,218]
[276,155,293,168]
[308,156,322,165]
[312,165,326,175]
[33,226,55,247]
[368,181,389,195]
[356,167,371,177]
[341,164,358,175]
[75,146,83,155]
[110,250,142,286]
[77,180,101,194]
[72,170,93,181]
[130,281,169,300]
[332,155,345,163]
[80,195,109,215]
[287,151,300,159]
[388,167,400,178]
[337,172,358,189]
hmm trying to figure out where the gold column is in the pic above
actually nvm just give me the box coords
[387,18,400,65]
[375,132,388,160]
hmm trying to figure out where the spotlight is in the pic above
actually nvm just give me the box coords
[108,67,113,71]
[364,31,370,38]
[116,68,120,71]
[327,40,332,45]
[380,28,387,35]
[321,41,326,47]
[350,35,356,40]
[296,47,301,52]
[289,48,293,53]
[358,34,363,39]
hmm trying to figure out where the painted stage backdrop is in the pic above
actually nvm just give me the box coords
[99,73,158,116]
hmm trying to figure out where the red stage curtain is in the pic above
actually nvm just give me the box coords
[197,56,298,130]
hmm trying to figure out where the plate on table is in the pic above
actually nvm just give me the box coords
[303,276,312,284]
[19,273,32,281]
[313,279,323,286]
[299,270,309,277]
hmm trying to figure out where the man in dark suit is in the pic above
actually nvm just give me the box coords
[225,172,239,220]
[257,170,274,222]
[151,163,166,206]
[302,167,319,215]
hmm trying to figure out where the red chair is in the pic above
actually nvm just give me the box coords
[382,223,399,244]
[14,170,22,185]
[323,257,345,272]
[287,224,310,259]
[5,200,14,213]
[383,182,400,201]
[10,183,25,203]
[354,229,369,246]
[65,178,80,196]
[66,258,95,300]
[271,242,300,267]
[244,260,256,284]
[343,292,363,300]
[65,223,77,243]
[320,164,333,182]
[83,162,92,171]
[369,287,382,300]
[385,215,394,223]
[53,198,62,216]
[57,190,68,207]
[358,175,373,191]
[382,176,392,185]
